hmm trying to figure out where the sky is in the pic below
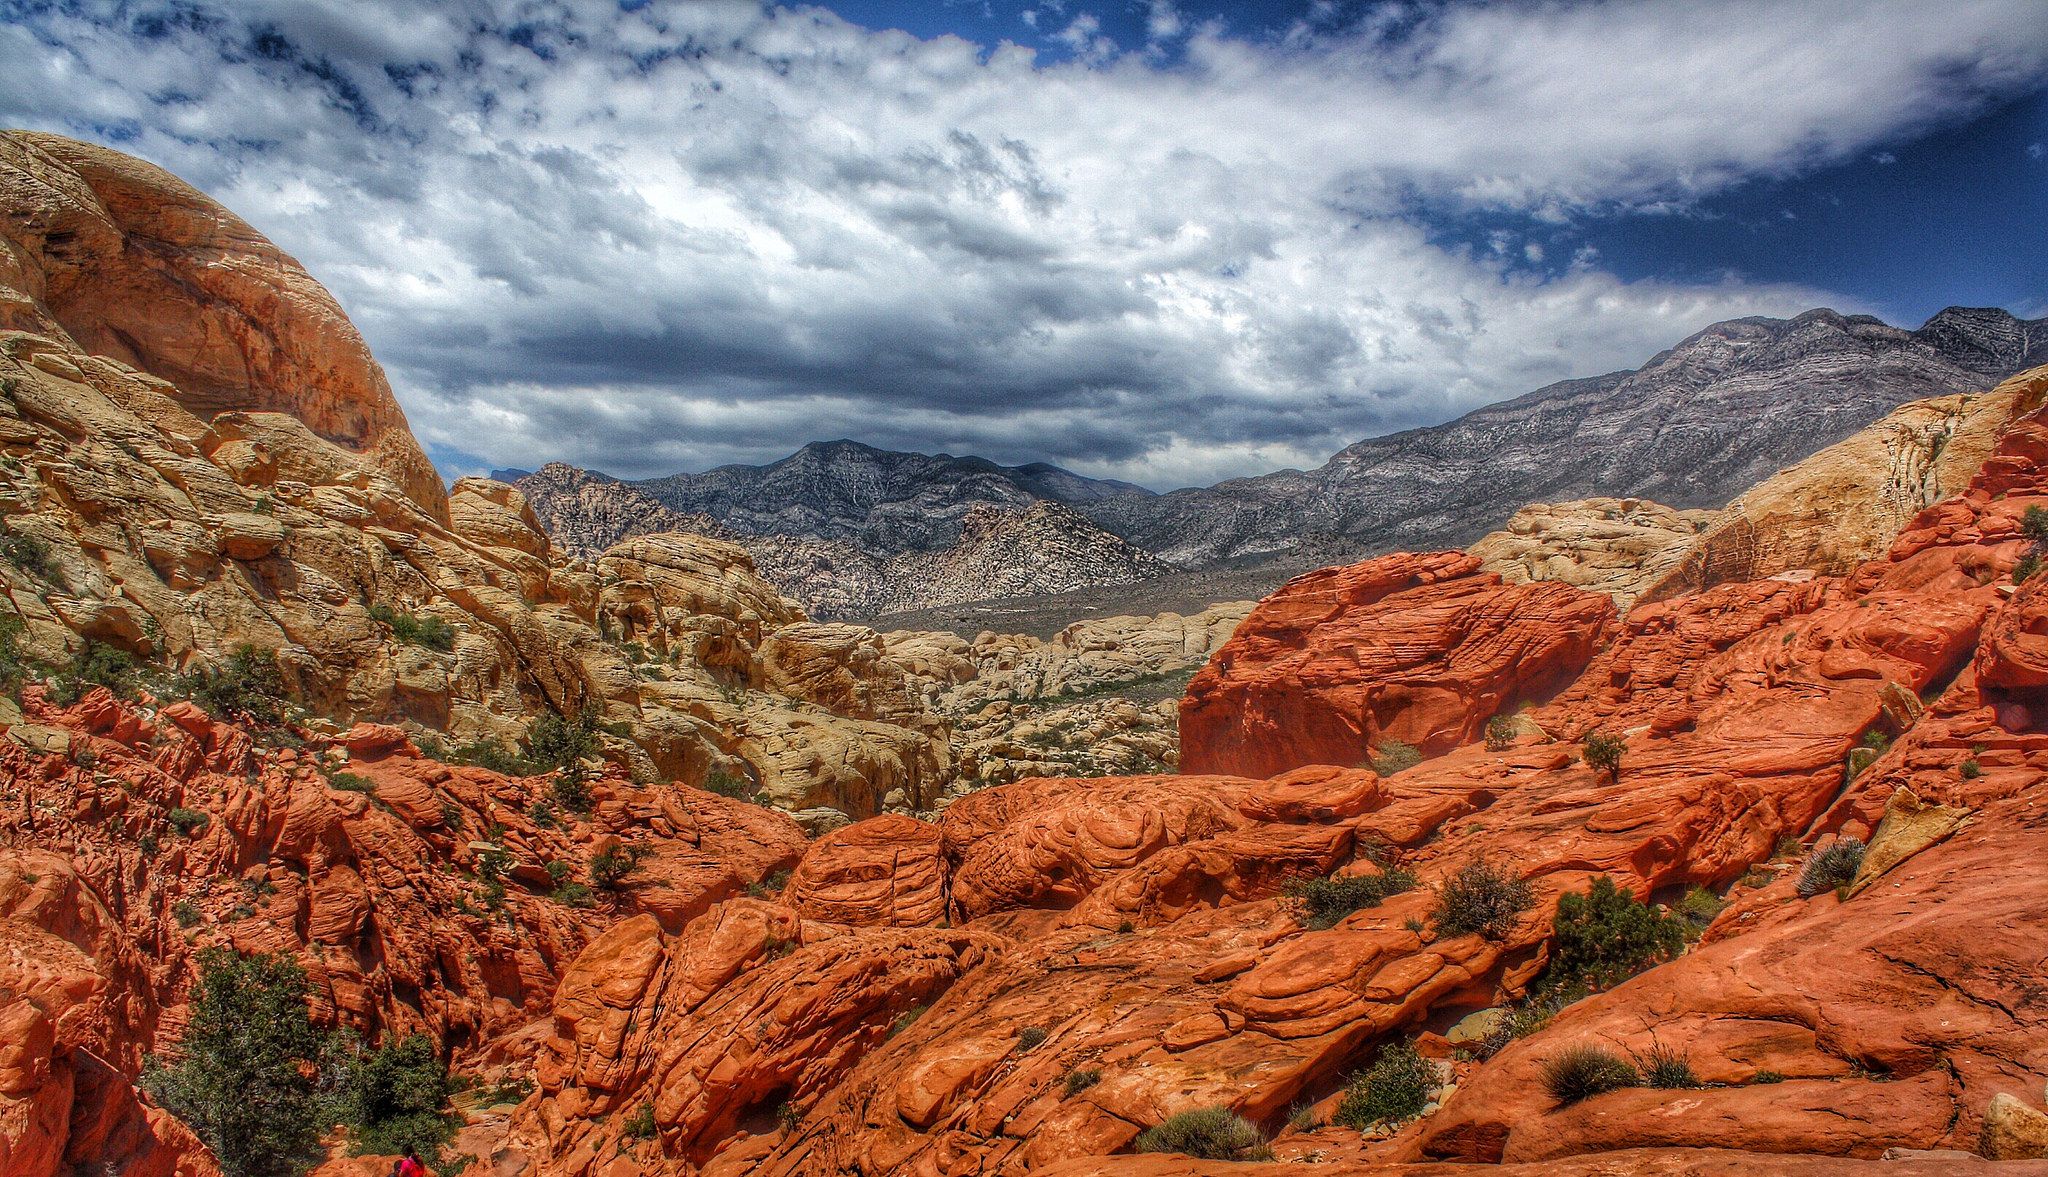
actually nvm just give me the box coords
[1,1,2044,490]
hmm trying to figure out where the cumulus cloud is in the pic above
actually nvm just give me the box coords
[1,0,2043,487]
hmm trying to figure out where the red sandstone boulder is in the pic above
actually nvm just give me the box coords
[1180,552,1615,777]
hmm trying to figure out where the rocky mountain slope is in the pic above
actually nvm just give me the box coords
[0,129,962,825]
[1471,366,2048,609]
[522,307,2048,619]
[1087,305,2048,566]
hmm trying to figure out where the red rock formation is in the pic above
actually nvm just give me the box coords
[1180,552,1616,777]
[0,689,803,1173]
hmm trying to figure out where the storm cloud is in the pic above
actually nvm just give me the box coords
[3,0,2043,487]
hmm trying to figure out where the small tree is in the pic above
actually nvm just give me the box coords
[1541,876,1686,994]
[1484,714,1518,751]
[142,950,329,1177]
[1581,731,1625,781]
[589,843,649,890]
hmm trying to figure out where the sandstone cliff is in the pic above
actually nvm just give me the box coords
[0,130,955,824]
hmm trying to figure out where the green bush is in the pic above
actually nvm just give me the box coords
[1753,1069,1786,1084]
[622,1101,657,1139]
[550,882,594,908]
[336,1034,458,1162]
[1540,1044,1639,1106]
[1581,731,1625,780]
[1633,1042,1699,1089]
[326,771,375,793]
[1540,876,1687,994]
[1016,1026,1048,1051]
[0,614,29,695]
[1332,1039,1435,1130]
[173,899,201,928]
[2024,505,2048,545]
[366,604,456,653]
[703,768,755,800]
[44,640,140,704]
[588,843,648,890]
[1370,739,1422,776]
[550,766,592,814]
[1,528,55,580]
[1063,1068,1101,1097]
[142,950,330,1177]
[2015,553,2042,584]
[1484,715,1518,751]
[1674,886,1726,938]
[1133,1106,1273,1161]
[1284,866,1417,931]
[1961,758,1983,779]
[527,706,601,772]
[1795,837,1865,897]
[168,807,210,836]
[1430,859,1534,941]
[180,645,287,726]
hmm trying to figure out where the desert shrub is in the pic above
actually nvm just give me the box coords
[336,1034,458,1162]
[703,768,755,800]
[1753,1070,1786,1084]
[325,771,374,793]
[1795,837,1865,897]
[588,843,648,890]
[1332,1039,1434,1130]
[1474,988,1579,1059]
[550,767,592,814]
[527,798,561,828]
[142,950,330,1177]
[1961,758,1983,779]
[172,899,201,928]
[0,614,28,694]
[1632,1042,1700,1089]
[1133,1106,1273,1161]
[1581,731,1626,780]
[367,603,456,652]
[2015,553,2043,584]
[1484,714,1518,751]
[888,1003,928,1038]
[1430,859,1534,940]
[432,736,528,775]
[527,706,601,772]
[1285,866,1417,930]
[1674,886,1726,937]
[1859,729,1891,753]
[550,882,594,908]
[1370,739,1422,776]
[1,528,55,580]
[180,645,286,726]
[1017,1026,1048,1051]
[1541,1044,1639,1106]
[2024,505,2048,545]
[1540,876,1687,994]
[168,807,210,835]
[44,640,140,704]
[622,1102,657,1139]
[1063,1068,1101,1097]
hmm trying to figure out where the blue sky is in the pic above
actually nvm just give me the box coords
[1,0,2043,488]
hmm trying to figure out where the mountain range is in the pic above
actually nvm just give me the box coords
[521,305,2048,620]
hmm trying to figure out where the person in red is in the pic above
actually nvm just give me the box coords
[391,1147,428,1177]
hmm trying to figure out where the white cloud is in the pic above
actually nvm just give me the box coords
[0,0,2042,486]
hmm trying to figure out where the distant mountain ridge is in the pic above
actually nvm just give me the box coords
[517,305,2048,618]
